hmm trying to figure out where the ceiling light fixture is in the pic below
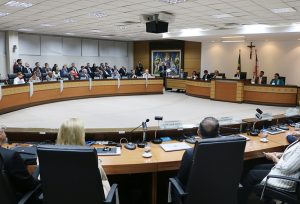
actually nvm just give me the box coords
[159,0,186,4]
[0,12,9,17]
[65,33,75,35]
[117,25,127,30]
[222,40,245,43]
[221,36,245,39]
[89,11,108,18]
[5,1,33,8]
[242,24,270,34]
[41,24,55,27]
[213,14,233,18]
[64,19,76,23]
[18,28,33,31]
[91,29,102,33]
[271,7,296,14]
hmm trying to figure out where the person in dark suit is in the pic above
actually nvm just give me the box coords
[255,71,267,84]
[13,59,25,73]
[119,66,127,77]
[202,70,211,80]
[270,73,284,86]
[0,130,39,201]
[177,117,220,187]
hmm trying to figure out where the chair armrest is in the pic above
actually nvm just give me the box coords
[18,183,42,204]
[104,184,118,204]
[169,178,188,198]
[266,175,300,184]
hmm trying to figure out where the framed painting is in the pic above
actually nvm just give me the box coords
[151,50,181,76]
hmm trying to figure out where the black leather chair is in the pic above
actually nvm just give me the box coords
[7,74,17,84]
[37,145,118,204]
[279,76,286,85]
[255,175,300,204]
[0,154,40,204]
[169,136,246,204]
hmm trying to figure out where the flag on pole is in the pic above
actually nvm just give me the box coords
[237,49,241,71]
[254,49,259,78]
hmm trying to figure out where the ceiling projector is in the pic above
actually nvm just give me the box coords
[140,12,175,34]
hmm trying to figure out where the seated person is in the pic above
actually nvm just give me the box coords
[255,71,267,84]
[69,67,79,80]
[142,69,152,78]
[234,68,241,79]
[119,66,127,77]
[129,69,137,79]
[13,72,25,85]
[43,63,52,73]
[0,129,39,201]
[239,137,300,204]
[191,71,198,80]
[29,71,41,83]
[56,118,110,197]
[202,70,211,80]
[24,63,32,74]
[80,69,91,79]
[286,131,300,144]
[270,73,284,86]
[46,71,57,81]
[60,65,70,79]
[211,69,220,79]
[177,117,220,187]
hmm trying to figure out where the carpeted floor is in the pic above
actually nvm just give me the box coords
[0,91,288,129]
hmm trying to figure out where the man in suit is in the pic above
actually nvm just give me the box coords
[255,71,267,84]
[270,73,284,86]
[119,66,127,77]
[13,59,25,73]
[23,63,32,74]
[177,117,220,187]
[234,68,241,79]
[202,70,211,80]
[85,63,94,78]
[0,130,39,201]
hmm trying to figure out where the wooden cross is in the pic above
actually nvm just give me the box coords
[247,42,255,59]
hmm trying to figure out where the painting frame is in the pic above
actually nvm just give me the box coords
[151,50,182,76]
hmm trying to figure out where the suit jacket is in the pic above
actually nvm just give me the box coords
[202,74,211,80]
[0,147,39,197]
[14,65,25,74]
[270,79,284,86]
[255,76,267,84]
[119,68,127,76]
[177,148,194,188]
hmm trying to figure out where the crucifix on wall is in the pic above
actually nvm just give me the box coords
[247,42,256,59]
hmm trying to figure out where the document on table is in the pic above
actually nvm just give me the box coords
[160,142,191,152]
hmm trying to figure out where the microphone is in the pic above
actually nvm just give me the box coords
[256,108,263,115]
[138,119,150,148]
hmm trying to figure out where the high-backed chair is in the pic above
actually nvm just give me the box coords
[37,145,118,204]
[0,154,40,204]
[255,175,300,204]
[7,74,17,84]
[279,76,286,85]
[169,136,246,204]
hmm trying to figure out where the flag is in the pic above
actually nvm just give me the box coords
[254,49,259,78]
[237,49,241,71]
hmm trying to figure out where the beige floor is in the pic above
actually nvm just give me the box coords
[0,91,289,129]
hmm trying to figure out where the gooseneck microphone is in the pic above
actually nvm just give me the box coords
[138,119,150,148]
[125,119,150,150]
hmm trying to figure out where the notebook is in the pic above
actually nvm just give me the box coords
[160,142,191,152]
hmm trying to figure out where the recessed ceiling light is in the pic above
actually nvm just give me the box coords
[222,40,245,43]
[271,7,296,14]
[117,25,127,30]
[65,33,75,35]
[89,11,108,18]
[0,12,9,17]
[18,28,33,31]
[41,24,55,27]
[221,36,245,39]
[64,19,76,23]
[213,14,233,18]
[5,1,33,8]
[91,29,102,33]
[159,0,186,4]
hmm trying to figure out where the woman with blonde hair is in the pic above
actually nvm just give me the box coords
[56,118,111,197]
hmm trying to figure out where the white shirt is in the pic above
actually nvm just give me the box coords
[261,141,300,191]
[13,77,25,85]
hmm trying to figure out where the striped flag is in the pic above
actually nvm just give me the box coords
[237,49,241,71]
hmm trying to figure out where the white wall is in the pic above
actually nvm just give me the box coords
[201,40,300,86]
[17,33,133,70]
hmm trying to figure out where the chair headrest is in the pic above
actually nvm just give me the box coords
[198,135,246,145]
[37,144,94,153]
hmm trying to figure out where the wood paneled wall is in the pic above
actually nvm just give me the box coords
[133,40,201,75]
[184,41,201,75]
[133,41,150,70]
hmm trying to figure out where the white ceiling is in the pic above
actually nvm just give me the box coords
[0,0,300,41]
